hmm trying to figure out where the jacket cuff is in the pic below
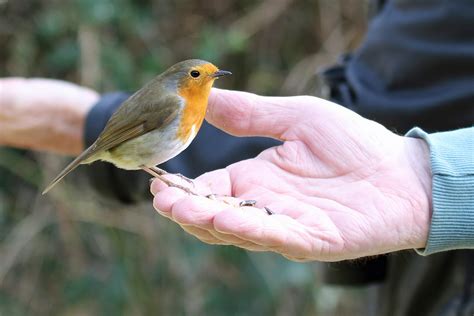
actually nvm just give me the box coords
[405,127,474,255]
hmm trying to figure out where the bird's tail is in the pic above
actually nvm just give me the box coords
[42,146,97,195]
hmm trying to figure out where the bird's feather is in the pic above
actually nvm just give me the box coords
[42,93,182,194]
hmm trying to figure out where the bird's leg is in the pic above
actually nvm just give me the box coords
[150,166,194,186]
[142,166,198,196]
[146,168,271,214]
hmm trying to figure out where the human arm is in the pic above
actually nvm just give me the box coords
[150,89,439,262]
[0,78,98,155]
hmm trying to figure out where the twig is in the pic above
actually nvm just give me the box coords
[0,209,53,285]
[229,0,294,41]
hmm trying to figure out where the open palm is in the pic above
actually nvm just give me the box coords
[151,89,432,261]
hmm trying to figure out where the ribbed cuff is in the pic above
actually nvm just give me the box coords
[406,127,474,255]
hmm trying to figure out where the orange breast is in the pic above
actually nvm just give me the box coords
[176,80,212,143]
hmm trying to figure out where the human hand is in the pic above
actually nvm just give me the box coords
[151,89,432,262]
[0,78,99,155]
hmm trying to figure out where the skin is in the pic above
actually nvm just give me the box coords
[0,78,98,155]
[150,89,433,262]
[0,78,432,262]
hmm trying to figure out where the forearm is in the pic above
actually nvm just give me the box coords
[0,78,98,155]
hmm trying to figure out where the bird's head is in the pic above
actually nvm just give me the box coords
[163,59,231,101]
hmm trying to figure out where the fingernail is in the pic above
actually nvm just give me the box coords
[149,178,157,196]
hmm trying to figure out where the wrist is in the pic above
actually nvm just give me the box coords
[403,137,433,249]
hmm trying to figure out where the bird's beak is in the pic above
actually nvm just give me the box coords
[211,70,232,78]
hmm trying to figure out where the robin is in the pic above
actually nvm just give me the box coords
[42,59,231,194]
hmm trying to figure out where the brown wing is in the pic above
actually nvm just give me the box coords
[42,93,182,194]
[93,93,182,153]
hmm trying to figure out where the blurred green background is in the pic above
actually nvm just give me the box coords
[0,0,371,315]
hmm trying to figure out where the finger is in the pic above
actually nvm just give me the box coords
[184,223,268,251]
[195,168,232,196]
[213,209,318,258]
[207,88,307,140]
[169,195,231,229]
[153,186,187,216]
[153,185,264,249]
[150,178,171,196]
[150,173,209,196]
[181,225,229,245]
[152,173,268,223]
[206,229,268,251]
[213,210,287,247]
[282,254,313,263]
[183,221,268,251]
[233,241,269,252]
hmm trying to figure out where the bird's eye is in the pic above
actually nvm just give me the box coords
[190,70,200,78]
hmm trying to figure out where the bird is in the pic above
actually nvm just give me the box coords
[42,59,231,194]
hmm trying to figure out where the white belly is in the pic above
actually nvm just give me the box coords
[97,122,198,170]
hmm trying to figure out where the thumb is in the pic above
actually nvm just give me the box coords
[207,88,306,140]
